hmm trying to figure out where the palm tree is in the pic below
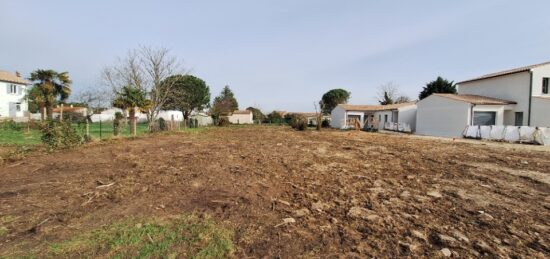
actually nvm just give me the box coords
[112,86,151,136]
[28,69,72,120]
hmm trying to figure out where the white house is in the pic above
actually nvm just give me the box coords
[330,102,417,131]
[0,71,29,119]
[458,61,550,127]
[416,94,516,137]
[227,110,253,124]
[416,61,550,138]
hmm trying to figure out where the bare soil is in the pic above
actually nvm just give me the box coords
[1,126,549,258]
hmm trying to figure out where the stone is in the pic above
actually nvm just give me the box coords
[440,248,451,257]
[312,201,331,212]
[411,230,427,241]
[400,191,411,199]
[294,208,310,218]
[427,190,443,198]
[474,240,493,255]
[347,206,378,220]
[283,217,296,224]
[330,217,338,224]
[439,234,457,245]
[452,230,470,243]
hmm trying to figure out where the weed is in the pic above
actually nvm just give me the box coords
[46,214,233,258]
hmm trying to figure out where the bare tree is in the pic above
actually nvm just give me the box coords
[75,87,111,115]
[102,46,184,127]
[377,82,411,105]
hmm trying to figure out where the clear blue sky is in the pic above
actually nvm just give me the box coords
[2,0,550,112]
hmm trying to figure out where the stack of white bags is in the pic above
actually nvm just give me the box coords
[463,125,550,146]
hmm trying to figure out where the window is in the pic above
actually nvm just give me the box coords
[15,103,21,112]
[543,78,549,94]
[384,114,388,122]
[8,84,17,94]
[473,111,496,126]
[514,112,523,126]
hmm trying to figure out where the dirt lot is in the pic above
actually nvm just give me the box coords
[1,126,549,258]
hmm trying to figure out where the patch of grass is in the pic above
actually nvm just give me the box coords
[0,128,41,145]
[45,215,233,258]
[0,226,7,237]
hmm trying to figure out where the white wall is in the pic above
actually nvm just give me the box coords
[416,95,471,138]
[530,65,550,127]
[330,106,347,129]
[228,113,253,124]
[531,97,550,127]
[0,81,28,119]
[374,110,393,130]
[531,64,550,97]
[397,105,417,131]
[458,71,530,126]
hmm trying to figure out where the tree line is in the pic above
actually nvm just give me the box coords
[26,46,244,135]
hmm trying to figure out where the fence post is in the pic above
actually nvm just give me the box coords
[85,109,90,138]
[99,119,102,139]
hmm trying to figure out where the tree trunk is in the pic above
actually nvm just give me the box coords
[41,106,46,121]
[129,109,137,136]
[46,106,53,120]
[183,111,190,128]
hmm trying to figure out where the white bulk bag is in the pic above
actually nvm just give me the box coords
[464,125,479,138]
[479,126,491,139]
[519,126,536,143]
[535,127,550,146]
[504,126,520,143]
[490,125,506,140]
[403,124,411,133]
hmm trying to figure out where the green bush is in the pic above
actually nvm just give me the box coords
[40,120,84,150]
[61,111,87,123]
[0,120,23,131]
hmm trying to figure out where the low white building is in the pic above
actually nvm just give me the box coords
[330,102,417,131]
[416,94,516,138]
[227,110,253,124]
[416,61,550,138]
[0,71,29,119]
[458,61,550,127]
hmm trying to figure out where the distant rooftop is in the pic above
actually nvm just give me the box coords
[0,70,29,85]
[338,102,416,112]
[458,61,550,84]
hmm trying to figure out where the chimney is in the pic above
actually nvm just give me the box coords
[15,71,21,78]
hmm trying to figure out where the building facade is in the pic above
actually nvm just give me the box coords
[0,71,29,119]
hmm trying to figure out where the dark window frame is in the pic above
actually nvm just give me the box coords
[543,77,549,94]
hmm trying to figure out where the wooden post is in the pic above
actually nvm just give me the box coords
[59,103,64,121]
[171,114,175,131]
[85,109,90,137]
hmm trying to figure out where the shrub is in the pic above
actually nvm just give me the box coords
[321,119,330,128]
[217,117,230,127]
[62,111,87,123]
[158,117,167,131]
[289,114,307,131]
[40,120,84,150]
[113,112,124,136]
[0,120,23,131]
